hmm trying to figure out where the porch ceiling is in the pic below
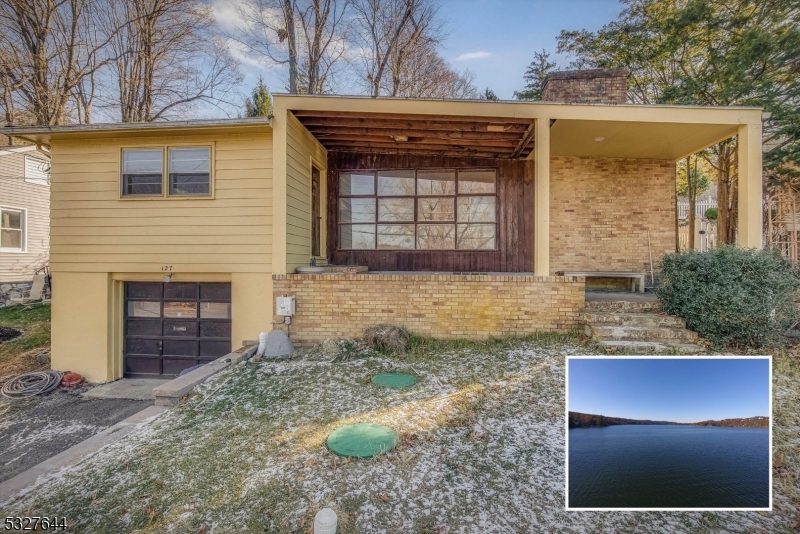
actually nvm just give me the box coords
[550,119,739,160]
[292,110,536,159]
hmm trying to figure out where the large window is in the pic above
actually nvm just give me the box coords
[0,207,25,251]
[338,168,497,250]
[122,147,211,197]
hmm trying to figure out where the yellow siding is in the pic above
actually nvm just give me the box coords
[49,132,273,273]
[285,112,327,273]
[0,150,50,281]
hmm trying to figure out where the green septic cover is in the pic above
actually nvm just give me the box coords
[371,372,417,388]
[326,423,398,458]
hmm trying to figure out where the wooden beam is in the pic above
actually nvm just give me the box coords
[291,110,534,123]
[305,125,525,140]
[511,122,536,159]
[328,147,514,158]
[324,139,515,153]
[296,116,530,132]
[314,134,519,149]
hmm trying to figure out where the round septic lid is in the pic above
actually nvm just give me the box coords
[326,423,398,458]
[371,373,417,388]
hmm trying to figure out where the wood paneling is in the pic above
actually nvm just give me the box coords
[327,151,533,272]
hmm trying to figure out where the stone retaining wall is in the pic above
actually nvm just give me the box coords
[272,273,586,344]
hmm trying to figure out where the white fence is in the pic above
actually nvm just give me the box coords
[678,219,718,252]
[677,199,716,220]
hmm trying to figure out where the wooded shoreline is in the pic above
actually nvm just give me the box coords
[568,411,769,429]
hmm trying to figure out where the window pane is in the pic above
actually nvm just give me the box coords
[340,224,376,249]
[417,170,455,195]
[377,224,415,249]
[163,301,198,318]
[200,302,231,319]
[123,174,162,195]
[378,170,415,196]
[457,196,496,222]
[378,198,414,222]
[417,224,455,249]
[340,172,374,195]
[458,170,496,193]
[457,224,496,250]
[418,197,454,222]
[169,173,210,195]
[1,210,21,229]
[123,149,162,173]
[1,229,22,249]
[128,301,161,318]
[339,198,375,223]
[169,147,210,172]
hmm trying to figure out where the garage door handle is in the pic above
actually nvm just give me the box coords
[158,341,163,353]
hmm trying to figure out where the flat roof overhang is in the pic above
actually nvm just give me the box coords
[2,117,272,146]
[275,94,761,161]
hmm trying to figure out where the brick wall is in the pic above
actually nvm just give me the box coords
[541,69,627,104]
[550,156,676,275]
[273,274,586,344]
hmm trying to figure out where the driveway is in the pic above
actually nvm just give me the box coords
[0,385,150,483]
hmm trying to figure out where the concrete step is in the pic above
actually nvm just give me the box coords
[582,311,685,328]
[584,300,661,313]
[586,324,699,341]
[597,340,706,353]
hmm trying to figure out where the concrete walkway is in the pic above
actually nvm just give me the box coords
[0,405,168,504]
[585,290,658,303]
[82,378,171,401]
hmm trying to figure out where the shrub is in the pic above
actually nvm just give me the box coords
[656,246,800,348]
[704,207,718,220]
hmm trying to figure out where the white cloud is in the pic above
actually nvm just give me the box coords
[456,51,492,61]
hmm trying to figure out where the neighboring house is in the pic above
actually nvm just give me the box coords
[5,69,764,383]
[0,145,51,304]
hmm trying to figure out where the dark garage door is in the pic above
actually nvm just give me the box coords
[124,282,232,377]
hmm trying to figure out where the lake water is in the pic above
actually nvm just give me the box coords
[568,425,769,508]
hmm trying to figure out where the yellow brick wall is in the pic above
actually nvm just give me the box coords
[273,274,585,344]
[550,156,676,274]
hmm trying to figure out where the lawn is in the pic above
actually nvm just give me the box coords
[1,335,797,533]
[0,303,51,378]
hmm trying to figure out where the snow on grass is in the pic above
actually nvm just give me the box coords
[1,339,795,533]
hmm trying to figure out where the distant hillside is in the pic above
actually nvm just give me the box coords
[568,411,768,428]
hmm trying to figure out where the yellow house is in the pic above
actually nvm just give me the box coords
[6,70,764,383]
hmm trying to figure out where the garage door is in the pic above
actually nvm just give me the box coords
[124,282,232,377]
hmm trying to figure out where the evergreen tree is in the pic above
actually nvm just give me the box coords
[480,87,499,101]
[513,49,557,101]
[245,77,274,117]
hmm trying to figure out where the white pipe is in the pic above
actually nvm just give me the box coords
[256,332,267,356]
[314,508,337,534]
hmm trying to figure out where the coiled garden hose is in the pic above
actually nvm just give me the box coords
[1,370,64,399]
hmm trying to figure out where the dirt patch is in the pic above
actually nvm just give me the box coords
[0,327,22,343]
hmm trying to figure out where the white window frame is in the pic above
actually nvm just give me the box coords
[0,206,27,253]
[24,155,50,186]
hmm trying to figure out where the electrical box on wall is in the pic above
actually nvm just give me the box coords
[276,295,296,316]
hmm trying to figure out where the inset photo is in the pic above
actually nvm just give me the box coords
[566,356,771,511]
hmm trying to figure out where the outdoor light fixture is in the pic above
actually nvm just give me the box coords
[163,274,172,283]
[594,136,606,142]
[391,135,409,142]
[487,124,506,132]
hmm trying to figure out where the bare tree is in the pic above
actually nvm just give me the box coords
[0,0,118,126]
[351,0,444,97]
[387,40,477,98]
[105,0,242,122]
[234,0,349,95]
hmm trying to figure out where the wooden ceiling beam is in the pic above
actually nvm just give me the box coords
[325,141,514,158]
[328,147,514,158]
[296,116,530,132]
[510,122,536,159]
[291,110,534,123]
[305,125,524,140]
[315,135,519,148]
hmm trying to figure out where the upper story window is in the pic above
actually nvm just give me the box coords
[24,156,50,186]
[122,146,211,197]
[338,168,497,251]
[122,148,163,196]
[169,147,211,196]
[0,207,25,251]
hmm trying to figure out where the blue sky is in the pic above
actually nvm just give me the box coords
[568,358,770,423]
[220,0,623,101]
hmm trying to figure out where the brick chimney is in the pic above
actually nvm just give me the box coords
[541,68,628,104]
